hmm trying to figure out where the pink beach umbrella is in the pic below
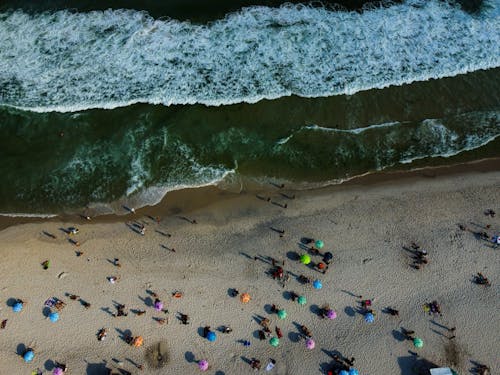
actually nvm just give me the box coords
[326,309,337,320]
[154,300,164,311]
[305,338,315,350]
[53,368,64,375]
[198,359,209,371]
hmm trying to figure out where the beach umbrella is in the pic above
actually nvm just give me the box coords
[23,350,34,363]
[13,302,23,313]
[349,369,359,375]
[198,359,209,371]
[242,340,251,347]
[277,309,287,320]
[315,240,324,249]
[326,309,337,320]
[364,312,374,323]
[313,279,323,289]
[298,296,307,306]
[53,368,64,375]
[317,262,326,270]
[154,300,164,311]
[413,337,424,348]
[206,331,217,342]
[49,312,59,322]
[339,370,349,375]
[300,254,311,265]
[269,337,279,347]
[240,293,251,303]
[132,336,144,347]
[305,338,315,349]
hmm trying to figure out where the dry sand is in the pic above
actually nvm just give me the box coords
[0,169,499,375]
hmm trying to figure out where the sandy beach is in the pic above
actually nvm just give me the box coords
[0,168,499,375]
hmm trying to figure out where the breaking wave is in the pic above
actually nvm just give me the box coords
[0,0,499,112]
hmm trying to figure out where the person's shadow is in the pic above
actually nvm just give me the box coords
[115,328,132,342]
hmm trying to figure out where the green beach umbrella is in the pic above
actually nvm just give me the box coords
[413,337,424,348]
[298,296,307,306]
[300,254,311,265]
[315,240,324,249]
[269,337,279,347]
[277,309,287,319]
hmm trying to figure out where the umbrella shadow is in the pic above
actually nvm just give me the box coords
[184,351,196,363]
[85,361,109,375]
[397,353,438,375]
[214,371,225,375]
[42,306,51,318]
[288,331,302,343]
[139,295,153,307]
[344,306,356,317]
[310,304,322,317]
[263,304,276,315]
[44,359,56,371]
[282,291,293,301]
[286,251,299,261]
[16,343,26,356]
[392,329,406,342]
[227,288,239,297]
[253,330,264,340]
[197,326,208,338]
[300,237,314,245]
[6,298,18,307]
[319,361,334,375]
[115,328,132,342]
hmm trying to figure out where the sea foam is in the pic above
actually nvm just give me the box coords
[0,0,499,113]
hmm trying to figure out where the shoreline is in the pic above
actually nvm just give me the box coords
[1,156,499,231]
[0,156,498,374]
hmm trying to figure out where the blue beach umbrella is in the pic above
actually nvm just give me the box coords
[312,279,323,289]
[315,240,324,249]
[13,302,23,312]
[49,311,59,322]
[349,369,359,375]
[23,350,34,363]
[339,370,349,375]
[364,312,374,323]
[206,331,217,342]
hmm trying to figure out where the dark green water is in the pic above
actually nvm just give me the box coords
[0,68,499,214]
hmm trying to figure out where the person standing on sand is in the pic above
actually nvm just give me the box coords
[265,359,276,371]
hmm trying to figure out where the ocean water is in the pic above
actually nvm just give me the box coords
[0,0,499,214]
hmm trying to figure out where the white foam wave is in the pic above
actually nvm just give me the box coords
[305,121,404,134]
[0,212,58,218]
[0,0,499,112]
